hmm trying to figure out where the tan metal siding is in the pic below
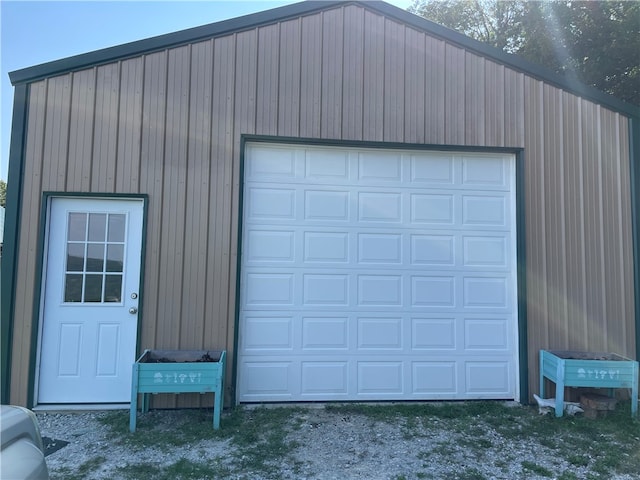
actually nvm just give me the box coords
[10,81,47,406]
[278,19,302,137]
[342,6,365,140]
[67,69,95,191]
[9,4,635,406]
[115,57,144,193]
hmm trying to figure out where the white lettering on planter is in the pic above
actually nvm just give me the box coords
[150,371,204,384]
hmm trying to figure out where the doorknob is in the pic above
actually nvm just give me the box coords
[129,307,138,314]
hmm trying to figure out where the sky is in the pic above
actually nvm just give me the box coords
[0,0,413,182]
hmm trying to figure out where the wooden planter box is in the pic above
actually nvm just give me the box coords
[540,350,638,417]
[129,349,226,432]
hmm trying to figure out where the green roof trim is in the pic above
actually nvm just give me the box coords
[8,0,639,118]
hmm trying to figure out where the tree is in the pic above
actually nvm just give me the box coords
[0,179,6,208]
[408,0,640,106]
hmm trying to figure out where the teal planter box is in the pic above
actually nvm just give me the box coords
[130,349,226,432]
[540,350,638,418]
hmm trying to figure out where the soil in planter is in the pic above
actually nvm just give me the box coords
[147,352,217,363]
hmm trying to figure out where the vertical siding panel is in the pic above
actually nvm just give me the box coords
[300,13,322,138]
[504,69,524,147]
[235,30,258,139]
[424,36,445,143]
[139,50,168,350]
[619,118,635,356]
[91,64,120,192]
[278,19,301,137]
[116,57,144,193]
[581,100,607,351]
[42,74,71,191]
[404,27,425,144]
[484,61,504,146]
[562,93,588,350]
[600,109,624,353]
[464,52,485,146]
[342,5,364,141]
[321,8,344,139]
[10,81,47,405]
[444,44,465,145]
[543,85,568,349]
[383,19,404,142]
[176,40,213,408]
[206,35,235,375]
[524,77,548,394]
[256,24,279,136]
[67,69,95,191]
[229,32,259,373]
[363,10,384,141]
[157,46,190,353]
[181,40,212,353]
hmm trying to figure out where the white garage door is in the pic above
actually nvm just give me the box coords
[238,143,519,402]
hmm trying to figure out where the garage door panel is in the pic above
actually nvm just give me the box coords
[304,190,350,221]
[462,194,509,227]
[304,231,350,263]
[244,273,295,306]
[247,187,296,219]
[410,154,455,184]
[358,192,402,223]
[357,317,403,350]
[410,234,455,265]
[240,144,518,402]
[464,318,510,350]
[357,275,403,306]
[463,235,509,267]
[463,276,511,309]
[465,361,512,395]
[462,156,509,187]
[412,362,458,394]
[411,318,457,350]
[242,316,294,351]
[357,362,404,395]
[358,151,402,182]
[301,362,349,395]
[245,229,296,262]
[411,276,456,307]
[302,316,349,350]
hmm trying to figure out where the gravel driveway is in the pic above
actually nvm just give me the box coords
[37,403,640,480]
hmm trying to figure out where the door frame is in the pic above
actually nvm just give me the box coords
[28,193,148,408]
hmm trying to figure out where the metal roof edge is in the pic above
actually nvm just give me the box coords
[8,0,640,118]
[8,1,343,85]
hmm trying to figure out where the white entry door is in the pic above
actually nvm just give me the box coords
[38,197,144,403]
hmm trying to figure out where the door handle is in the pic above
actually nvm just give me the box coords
[129,307,138,314]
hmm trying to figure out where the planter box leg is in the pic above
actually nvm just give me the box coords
[130,364,139,433]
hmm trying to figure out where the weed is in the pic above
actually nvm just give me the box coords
[557,471,579,480]
[521,460,553,477]
[457,467,488,480]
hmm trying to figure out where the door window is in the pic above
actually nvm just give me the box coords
[64,212,126,303]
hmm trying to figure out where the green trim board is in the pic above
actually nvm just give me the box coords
[630,118,640,362]
[238,134,528,403]
[8,1,639,119]
[27,192,148,408]
[1,84,29,405]
[515,150,529,402]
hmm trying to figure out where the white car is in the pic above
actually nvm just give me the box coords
[0,405,50,479]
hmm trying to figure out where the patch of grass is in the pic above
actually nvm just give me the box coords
[457,467,488,480]
[557,471,579,480]
[52,456,107,480]
[88,400,639,480]
[521,460,553,477]
[115,459,233,480]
